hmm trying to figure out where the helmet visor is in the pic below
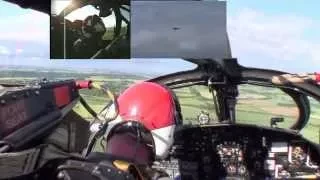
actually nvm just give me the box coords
[106,121,155,165]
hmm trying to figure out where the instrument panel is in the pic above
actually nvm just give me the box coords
[166,124,320,180]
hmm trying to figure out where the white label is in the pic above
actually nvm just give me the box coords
[265,160,275,170]
[275,164,283,178]
[271,142,288,152]
[268,153,275,158]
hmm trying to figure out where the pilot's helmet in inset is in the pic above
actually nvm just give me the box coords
[82,15,106,38]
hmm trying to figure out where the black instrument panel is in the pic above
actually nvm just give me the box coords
[171,124,320,180]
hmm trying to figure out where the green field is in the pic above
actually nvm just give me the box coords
[174,84,320,143]
[1,70,320,143]
[75,77,320,143]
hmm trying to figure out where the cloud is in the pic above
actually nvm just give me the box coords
[0,46,10,55]
[0,47,24,55]
[228,8,320,66]
[16,48,23,54]
[0,11,49,44]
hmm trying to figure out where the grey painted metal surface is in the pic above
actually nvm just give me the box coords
[131,1,231,59]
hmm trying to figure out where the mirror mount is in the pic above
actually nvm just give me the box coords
[270,117,284,128]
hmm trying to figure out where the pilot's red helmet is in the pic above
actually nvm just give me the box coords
[106,81,182,159]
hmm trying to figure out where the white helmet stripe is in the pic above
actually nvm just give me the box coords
[151,125,175,159]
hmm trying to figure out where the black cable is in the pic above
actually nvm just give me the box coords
[100,137,106,152]
[98,101,113,115]
[83,130,101,157]
[120,14,129,25]
[82,85,119,157]
[113,7,122,38]
[120,5,130,12]
[80,96,98,118]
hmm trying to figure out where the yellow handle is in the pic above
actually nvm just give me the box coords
[91,82,116,102]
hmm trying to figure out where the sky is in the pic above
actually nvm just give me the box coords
[0,0,319,75]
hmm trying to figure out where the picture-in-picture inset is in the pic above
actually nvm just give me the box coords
[131,1,229,59]
[50,0,130,59]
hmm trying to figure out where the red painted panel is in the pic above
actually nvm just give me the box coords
[54,86,70,107]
